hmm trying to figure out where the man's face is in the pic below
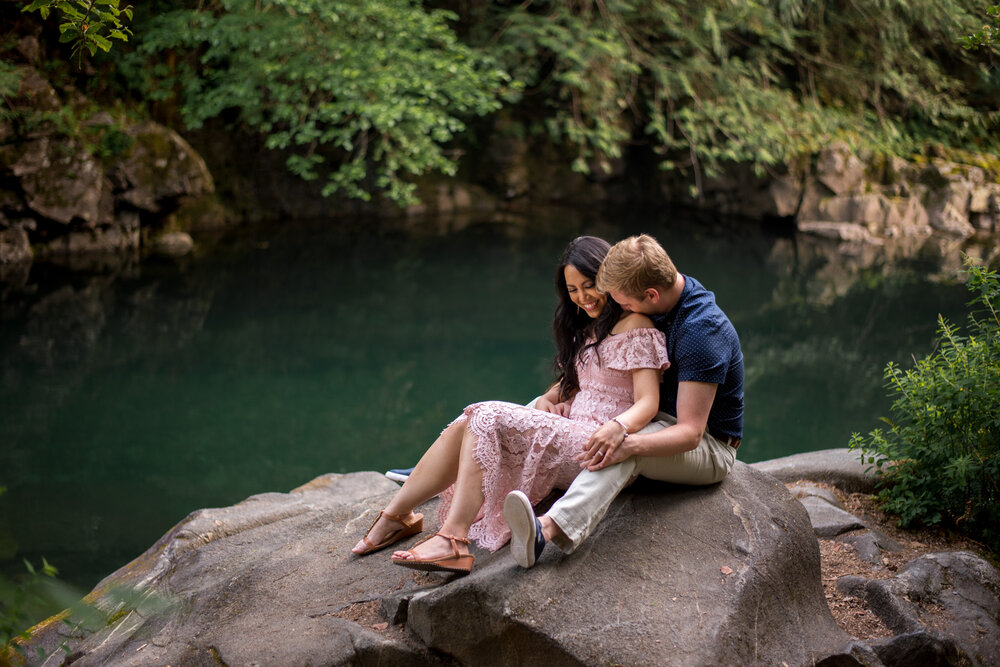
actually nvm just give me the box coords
[609,289,657,315]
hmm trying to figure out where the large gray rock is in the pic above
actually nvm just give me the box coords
[837,552,1000,666]
[22,472,441,665]
[20,463,867,666]
[816,142,866,196]
[798,495,867,538]
[2,136,106,226]
[404,463,861,666]
[115,122,214,214]
[751,448,878,493]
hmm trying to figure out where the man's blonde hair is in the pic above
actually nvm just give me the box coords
[596,234,677,298]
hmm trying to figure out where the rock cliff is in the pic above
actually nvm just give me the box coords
[0,65,221,270]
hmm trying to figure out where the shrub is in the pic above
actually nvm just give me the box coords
[849,256,1000,551]
[119,0,510,206]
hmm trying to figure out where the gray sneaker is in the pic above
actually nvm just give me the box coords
[384,467,413,483]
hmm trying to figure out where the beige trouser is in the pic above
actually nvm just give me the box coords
[545,412,737,553]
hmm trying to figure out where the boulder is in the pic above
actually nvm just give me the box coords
[2,136,105,226]
[19,463,866,666]
[0,227,32,264]
[751,448,877,493]
[147,231,194,258]
[21,472,441,666]
[816,142,866,196]
[406,464,858,666]
[797,496,867,538]
[837,552,1000,666]
[114,122,215,213]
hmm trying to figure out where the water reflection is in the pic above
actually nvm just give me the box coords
[0,211,986,594]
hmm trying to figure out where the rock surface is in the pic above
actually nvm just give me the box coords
[757,450,1000,667]
[20,461,868,666]
[838,551,1000,666]
[752,447,877,493]
[15,450,1000,667]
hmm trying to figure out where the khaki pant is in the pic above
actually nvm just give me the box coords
[545,412,737,553]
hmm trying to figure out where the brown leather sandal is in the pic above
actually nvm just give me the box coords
[355,510,423,555]
[391,532,475,574]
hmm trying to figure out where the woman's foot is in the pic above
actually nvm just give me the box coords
[391,532,468,562]
[391,532,475,574]
[351,510,423,555]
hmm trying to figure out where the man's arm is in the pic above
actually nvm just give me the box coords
[588,380,717,470]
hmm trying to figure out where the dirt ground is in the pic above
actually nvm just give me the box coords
[816,487,993,641]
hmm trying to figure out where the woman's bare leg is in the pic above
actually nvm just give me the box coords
[392,425,484,561]
[352,420,465,553]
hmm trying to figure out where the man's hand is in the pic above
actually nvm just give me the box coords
[577,420,628,470]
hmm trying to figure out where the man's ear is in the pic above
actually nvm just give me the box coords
[644,287,660,303]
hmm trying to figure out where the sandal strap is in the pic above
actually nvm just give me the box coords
[434,532,470,557]
[362,510,414,549]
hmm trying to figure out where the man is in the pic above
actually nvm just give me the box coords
[503,234,744,567]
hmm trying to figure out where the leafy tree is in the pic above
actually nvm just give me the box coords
[121,0,512,206]
[850,257,1000,551]
[960,4,1000,50]
[21,0,133,62]
[461,0,999,193]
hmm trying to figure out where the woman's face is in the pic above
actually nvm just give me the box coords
[564,264,607,319]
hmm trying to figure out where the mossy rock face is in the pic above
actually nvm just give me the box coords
[2,136,105,226]
[115,122,215,214]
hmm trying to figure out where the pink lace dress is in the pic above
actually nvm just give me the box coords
[437,327,669,551]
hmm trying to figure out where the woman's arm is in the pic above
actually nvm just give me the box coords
[535,381,575,416]
[577,367,660,468]
[589,381,716,470]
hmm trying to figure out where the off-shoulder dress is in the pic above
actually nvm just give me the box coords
[437,326,669,551]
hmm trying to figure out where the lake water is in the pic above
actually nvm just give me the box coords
[0,209,976,599]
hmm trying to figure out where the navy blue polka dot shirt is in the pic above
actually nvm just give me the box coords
[651,275,744,440]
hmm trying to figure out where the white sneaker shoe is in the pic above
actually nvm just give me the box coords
[504,490,545,568]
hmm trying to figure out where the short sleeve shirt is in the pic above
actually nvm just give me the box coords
[651,275,744,439]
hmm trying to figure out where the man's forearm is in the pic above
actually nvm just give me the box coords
[622,422,703,458]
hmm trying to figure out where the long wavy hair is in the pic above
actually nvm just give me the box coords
[552,236,623,401]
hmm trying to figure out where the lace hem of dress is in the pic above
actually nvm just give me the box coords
[436,404,580,552]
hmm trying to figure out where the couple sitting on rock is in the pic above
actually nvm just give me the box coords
[352,234,744,574]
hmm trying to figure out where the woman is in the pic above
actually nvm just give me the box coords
[352,236,669,573]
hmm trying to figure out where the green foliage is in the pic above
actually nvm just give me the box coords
[850,257,1000,551]
[22,0,133,62]
[0,558,61,654]
[122,0,511,206]
[1,483,172,658]
[960,4,1000,50]
[0,60,21,100]
[469,0,999,193]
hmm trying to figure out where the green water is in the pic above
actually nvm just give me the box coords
[0,212,972,596]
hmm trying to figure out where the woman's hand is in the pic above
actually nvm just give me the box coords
[536,397,572,416]
[577,420,629,470]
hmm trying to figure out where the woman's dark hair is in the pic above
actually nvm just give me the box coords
[553,236,623,401]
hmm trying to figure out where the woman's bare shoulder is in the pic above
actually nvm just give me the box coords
[612,312,655,334]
